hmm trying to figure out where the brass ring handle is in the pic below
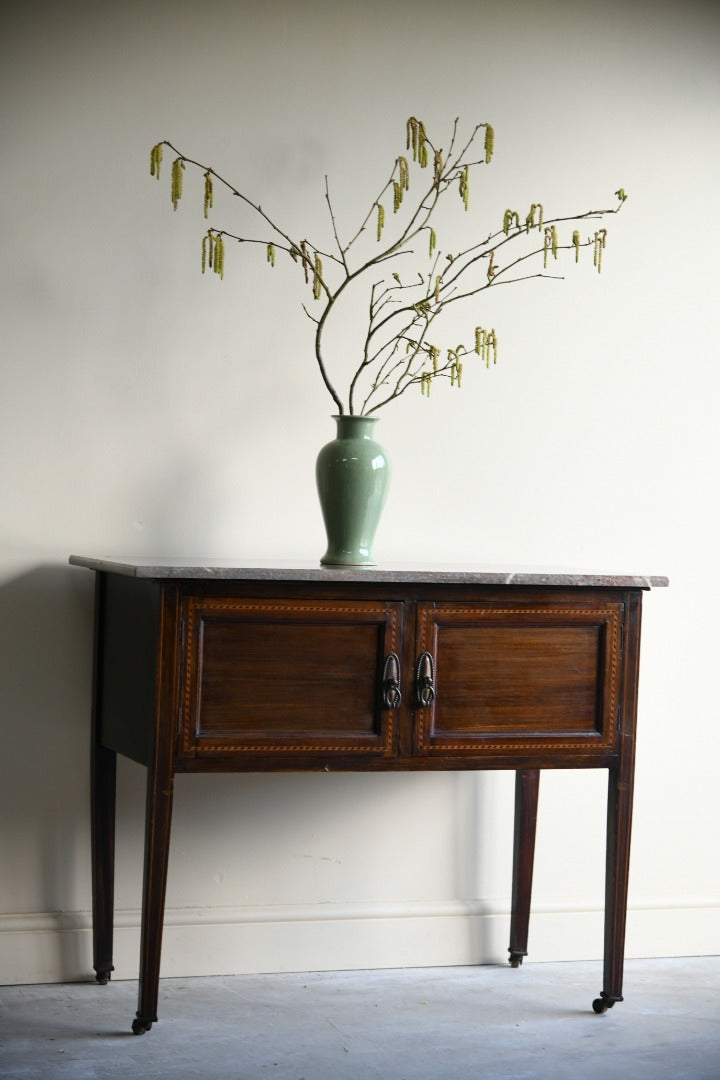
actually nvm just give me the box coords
[416,651,435,707]
[382,652,402,709]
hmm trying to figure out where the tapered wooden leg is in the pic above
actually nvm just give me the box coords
[91,742,116,984]
[90,572,116,985]
[132,751,175,1034]
[508,768,540,967]
[592,591,641,1015]
[128,584,181,1035]
[592,759,636,1014]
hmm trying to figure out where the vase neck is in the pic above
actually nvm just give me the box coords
[333,415,379,439]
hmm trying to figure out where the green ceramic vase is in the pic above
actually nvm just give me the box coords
[316,415,390,566]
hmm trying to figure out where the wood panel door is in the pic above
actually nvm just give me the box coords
[178,596,403,761]
[412,599,624,761]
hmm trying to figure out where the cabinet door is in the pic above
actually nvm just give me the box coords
[413,599,624,760]
[179,596,403,761]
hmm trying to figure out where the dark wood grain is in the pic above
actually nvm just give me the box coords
[134,586,182,1034]
[592,588,643,1014]
[508,769,540,967]
[181,598,402,757]
[90,573,116,985]
[414,601,622,758]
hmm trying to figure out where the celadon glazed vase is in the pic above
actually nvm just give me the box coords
[316,415,390,566]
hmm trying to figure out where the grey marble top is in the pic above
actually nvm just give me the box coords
[68,556,668,589]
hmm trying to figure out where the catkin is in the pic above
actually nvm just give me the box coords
[203,172,214,219]
[267,243,276,267]
[525,203,544,232]
[459,165,470,211]
[484,124,494,164]
[543,225,558,268]
[214,234,225,279]
[418,121,428,168]
[407,117,416,156]
[171,158,185,210]
[476,327,497,367]
[433,150,443,187]
[150,143,163,178]
[313,254,323,299]
[377,203,385,242]
[486,329,497,367]
[572,230,581,263]
[406,117,426,163]
[503,209,520,235]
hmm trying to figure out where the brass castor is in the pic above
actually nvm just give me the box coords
[508,951,525,968]
[132,1016,153,1035]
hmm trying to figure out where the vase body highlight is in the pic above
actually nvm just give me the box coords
[316,415,390,566]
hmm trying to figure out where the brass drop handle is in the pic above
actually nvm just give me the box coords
[382,652,402,709]
[416,651,436,707]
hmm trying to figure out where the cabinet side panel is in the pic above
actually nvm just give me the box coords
[100,576,160,764]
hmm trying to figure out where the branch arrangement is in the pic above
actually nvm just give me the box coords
[149,118,626,415]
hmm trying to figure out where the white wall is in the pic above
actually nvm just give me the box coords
[1,0,718,984]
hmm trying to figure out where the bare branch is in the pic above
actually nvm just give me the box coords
[324,176,349,273]
[150,123,626,415]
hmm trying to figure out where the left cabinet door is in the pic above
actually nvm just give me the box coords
[178,595,404,763]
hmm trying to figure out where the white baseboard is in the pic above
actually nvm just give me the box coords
[2,899,718,985]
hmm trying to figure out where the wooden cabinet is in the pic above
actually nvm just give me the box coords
[69,557,667,1035]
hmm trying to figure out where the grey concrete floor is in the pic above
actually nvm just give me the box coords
[1,958,718,1080]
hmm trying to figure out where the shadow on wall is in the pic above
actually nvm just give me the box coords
[0,563,97,977]
[0,564,498,980]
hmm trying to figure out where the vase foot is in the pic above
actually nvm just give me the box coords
[320,558,377,567]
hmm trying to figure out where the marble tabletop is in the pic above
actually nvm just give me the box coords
[68,556,668,589]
